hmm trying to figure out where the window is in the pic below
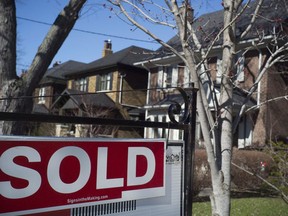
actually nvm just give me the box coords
[74,78,87,91]
[157,67,164,89]
[236,55,245,82]
[97,73,113,91]
[165,67,173,88]
[216,55,245,84]
[157,65,178,90]
[198,63,208,82]
[183,66,191,88]
[38,87,45,104]
[216,58,222,84]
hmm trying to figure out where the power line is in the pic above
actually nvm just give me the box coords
[17,16,158,44]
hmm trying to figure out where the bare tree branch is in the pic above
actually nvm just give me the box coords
[233,40,288,132]
[246,94,288,113]
[239,0,263,39]
[232,162,288,204]
[108,0,188,65]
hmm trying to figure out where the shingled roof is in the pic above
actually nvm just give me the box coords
[40,60,87,85]
[51,89,116,111]
[65,46,154,77]
[151,0,288,59]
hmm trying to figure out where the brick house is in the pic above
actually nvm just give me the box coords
[50,40,153,138]
[138,0,288,148]
[33,60,87,114]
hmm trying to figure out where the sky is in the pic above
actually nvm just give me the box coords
[16,0,223,74]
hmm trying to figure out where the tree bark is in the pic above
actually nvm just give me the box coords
[1,0,86,135]
[211,1,242,215]
[0,0,17,84]
[0,0,17,134]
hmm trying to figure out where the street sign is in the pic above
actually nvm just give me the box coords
[0,137,166,216]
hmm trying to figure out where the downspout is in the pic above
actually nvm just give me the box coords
[143,63,151,138]
[257,49,262,105]
[119,72,126,104]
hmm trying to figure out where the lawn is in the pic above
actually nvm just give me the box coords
[192,197,288,216]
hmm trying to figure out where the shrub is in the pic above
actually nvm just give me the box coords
[264,141,288,198]
[192,148,272,197]
[231,148,272,191]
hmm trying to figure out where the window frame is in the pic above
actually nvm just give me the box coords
[38,87,46,104]
[96,73,113,91]
[74,77,88,92]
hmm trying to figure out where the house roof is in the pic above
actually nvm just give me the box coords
[40,60,87,85]
[64,46,154,77]
[32,104,50,114]
[51,89,116,110]
[150,0,288,59]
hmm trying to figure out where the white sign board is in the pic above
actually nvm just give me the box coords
[70,141,184,216]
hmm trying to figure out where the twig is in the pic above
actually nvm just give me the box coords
[232,162,288,204]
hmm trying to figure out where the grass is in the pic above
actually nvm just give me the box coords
[192,197,288,216]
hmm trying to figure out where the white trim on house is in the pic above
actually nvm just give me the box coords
[238,115,253,148]
[134,35,274,67]
[38,87,46,104]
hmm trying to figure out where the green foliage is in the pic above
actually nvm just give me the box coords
[192,198,288,216]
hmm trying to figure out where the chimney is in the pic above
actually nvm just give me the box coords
[102,39,113,57]
[179,3,194,24]
[53,61,61,67]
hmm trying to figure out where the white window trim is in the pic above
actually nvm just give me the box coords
[158,65,179,91]
[38,87,45,104]
[79,78,87,91]
[97,73,112,92]
[216,58,222,84]
[236,55,245,82]
[184,66,191,88]
[157,66,164,90]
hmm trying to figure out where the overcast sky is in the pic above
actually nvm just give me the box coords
[16,0,222,74]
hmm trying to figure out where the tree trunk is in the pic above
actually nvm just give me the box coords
[211,1,239,215]
[0,0,17,84]
[1,0,86,135]
[0,0,17,134]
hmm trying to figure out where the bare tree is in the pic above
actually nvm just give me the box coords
[0,0,87,135]
[77,99,119,137]
[106,0,288,215]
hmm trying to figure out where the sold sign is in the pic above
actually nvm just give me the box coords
[0,138,166,215]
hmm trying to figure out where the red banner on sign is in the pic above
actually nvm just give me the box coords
[0,138,166,215]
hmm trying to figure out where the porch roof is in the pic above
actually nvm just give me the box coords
[51,89,116,111]
[32,104,50,114]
